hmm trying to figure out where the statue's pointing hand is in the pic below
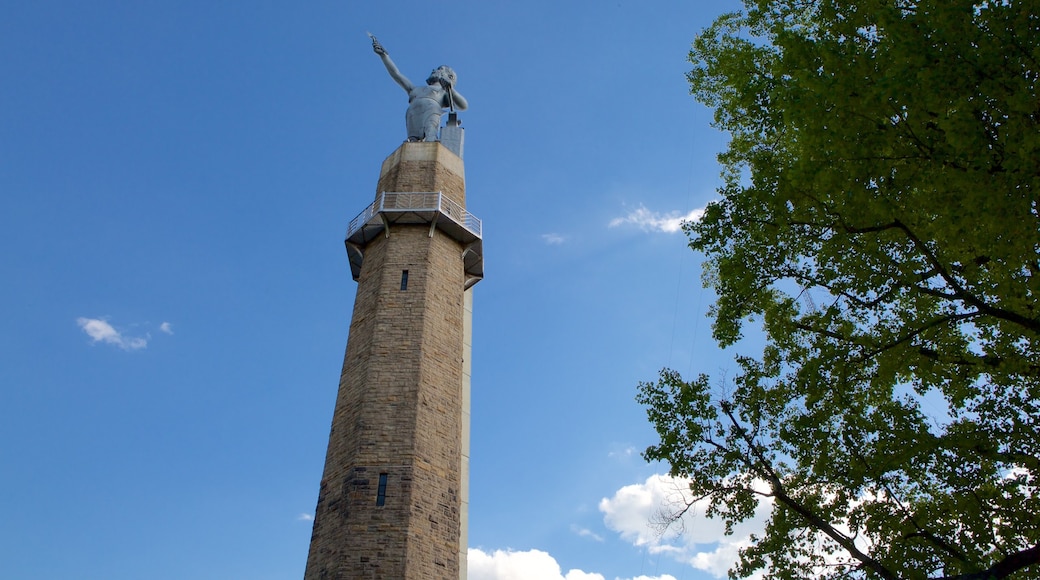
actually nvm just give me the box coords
[369,34,386,56]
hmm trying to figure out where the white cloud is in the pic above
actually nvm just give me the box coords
[600,475,772,578]
[468,548,605,580]
[541,233,566,245]
[297,513,314,521]
[159,321,173,334]
[689,539,755,578]
[76,317,149,351]
[609,205,706,233]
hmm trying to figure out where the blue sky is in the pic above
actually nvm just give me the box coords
[0,2,771,579]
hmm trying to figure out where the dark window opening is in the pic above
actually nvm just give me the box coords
[376,473,388,506]
[400,270,409,291]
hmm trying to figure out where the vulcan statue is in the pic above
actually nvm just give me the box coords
[370,34,468,142]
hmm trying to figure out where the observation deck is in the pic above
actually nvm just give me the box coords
[345,191,484,288]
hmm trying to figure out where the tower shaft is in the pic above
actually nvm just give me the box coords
[305,143,477,580]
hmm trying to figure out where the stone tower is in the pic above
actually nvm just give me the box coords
[304,137,482,579]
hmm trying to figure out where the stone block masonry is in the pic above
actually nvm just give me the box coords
[305,143,469,580]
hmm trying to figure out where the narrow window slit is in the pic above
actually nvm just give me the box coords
[376,473,388,506]
[400,270,409,291]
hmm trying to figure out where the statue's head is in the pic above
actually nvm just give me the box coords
[427,65,457,87]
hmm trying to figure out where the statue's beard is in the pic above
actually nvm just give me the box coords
[428,76,452,88]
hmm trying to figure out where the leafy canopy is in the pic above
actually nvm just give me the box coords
[639,0,1039,578]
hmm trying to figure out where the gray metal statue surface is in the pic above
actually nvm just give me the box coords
[370,34,468,142]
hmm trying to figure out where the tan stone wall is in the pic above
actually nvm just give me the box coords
[376,142,466,205]
[305,143,466,580]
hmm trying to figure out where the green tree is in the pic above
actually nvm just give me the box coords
[638,1,1039,578]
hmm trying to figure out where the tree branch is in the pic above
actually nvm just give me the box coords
[941,543,1040,580]
[718,402,900,580]
[894,219,1040,333]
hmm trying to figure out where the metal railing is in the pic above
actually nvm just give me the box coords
[381,192,440,212]
[346,201,379,238]
[346,192,482,240]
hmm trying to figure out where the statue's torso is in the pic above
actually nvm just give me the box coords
[408,84,444,106]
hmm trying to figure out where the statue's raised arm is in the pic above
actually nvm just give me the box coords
[370,34,415,93]
[368,33,468,143]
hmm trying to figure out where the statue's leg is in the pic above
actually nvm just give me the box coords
[422,113,441,142]
[405,107,423,141]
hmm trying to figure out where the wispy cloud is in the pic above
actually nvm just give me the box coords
[608,445,637,460]
[571,525,605,542]
[159,321,173,335]
[541,233,566,245]
[609,205,707,234]
[297,513,314,522]
[76,317,149,351]
[599,474,772,578]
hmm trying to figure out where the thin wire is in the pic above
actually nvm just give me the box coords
[666,131,702,372]
[686,280,705,379]
[666,237,687,370]
[679,128,710,380]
